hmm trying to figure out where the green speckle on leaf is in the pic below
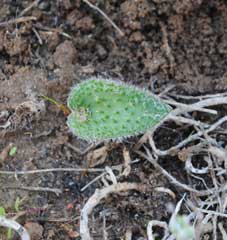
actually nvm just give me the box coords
[9,146,17,157]
[67,78,171,141]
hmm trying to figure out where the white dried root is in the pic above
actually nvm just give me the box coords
[80,182,145,240]
[147,220,169,240]
[0,217,30,240]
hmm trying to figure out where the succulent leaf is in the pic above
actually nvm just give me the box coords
[67,78,171,141]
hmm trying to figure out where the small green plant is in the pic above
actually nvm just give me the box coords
[0,198,21,240]
[0,205,12,240]
[8,146,17,157]
[169,215,195,240]
[67,78,171,141]
[0,206,6,216]
[14,197,21,212]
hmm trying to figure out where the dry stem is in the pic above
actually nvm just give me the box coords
[136,149,214,196]
[82,0,124,36]
[19,0,40,17]
[0,16,37,27]
[0,217,30,240]
[149,116,227,156]
[80,182,144,240]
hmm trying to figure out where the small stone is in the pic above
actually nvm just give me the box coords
[76,16,94,32]
[129,31,144,43]
[46,32,60,51]
[38,1,51,11]
[4,36,27,56]
[53,40,77,67]
[96,44,107,60]
[24,222,44,240]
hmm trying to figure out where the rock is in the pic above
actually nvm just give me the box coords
[24,222,44,240]
[53,40,77,67]
[76,16,95,32]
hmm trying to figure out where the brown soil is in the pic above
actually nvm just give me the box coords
[0,0,227,239]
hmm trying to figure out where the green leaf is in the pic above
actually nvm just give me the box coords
[0,206,12,239]
[0,206,6,216]
[67,78,171,141]
[9,146,17,157]
[14,197,20,212]
[169,215,195,240]
[7,229,12,240]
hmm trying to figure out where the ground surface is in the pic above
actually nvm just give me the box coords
[0,0,227,239]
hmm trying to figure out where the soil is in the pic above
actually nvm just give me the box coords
[0,0,227,239]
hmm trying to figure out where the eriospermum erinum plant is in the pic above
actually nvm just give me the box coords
[67,78,171,141]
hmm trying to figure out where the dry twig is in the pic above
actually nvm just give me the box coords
[160,21,175,72]
[32,27,43,45]
[169,194,186,227]
[147,220,169,240]
[3,185,62,196]
[65,141,101,155]
[0,167,104,175]
[81,159,140,191]
[0,217,30,240]
[218,222,227,240]
[0,143,13,165]
[34,24,73,39]
[0,16,37,27]
[154,187,176,199]
[82,0,124,36]
[167,92,227,100]
[19,0,40,17]
[122,147,131,177]
[80,182,145,240]
[148,116,227,156]
[135,94,227,149]
[136,149,214,196]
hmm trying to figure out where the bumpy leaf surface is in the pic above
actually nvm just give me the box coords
[67,78,171,141]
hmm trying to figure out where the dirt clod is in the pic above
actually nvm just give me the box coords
[53,40,77,67]
[24,222,44,240]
